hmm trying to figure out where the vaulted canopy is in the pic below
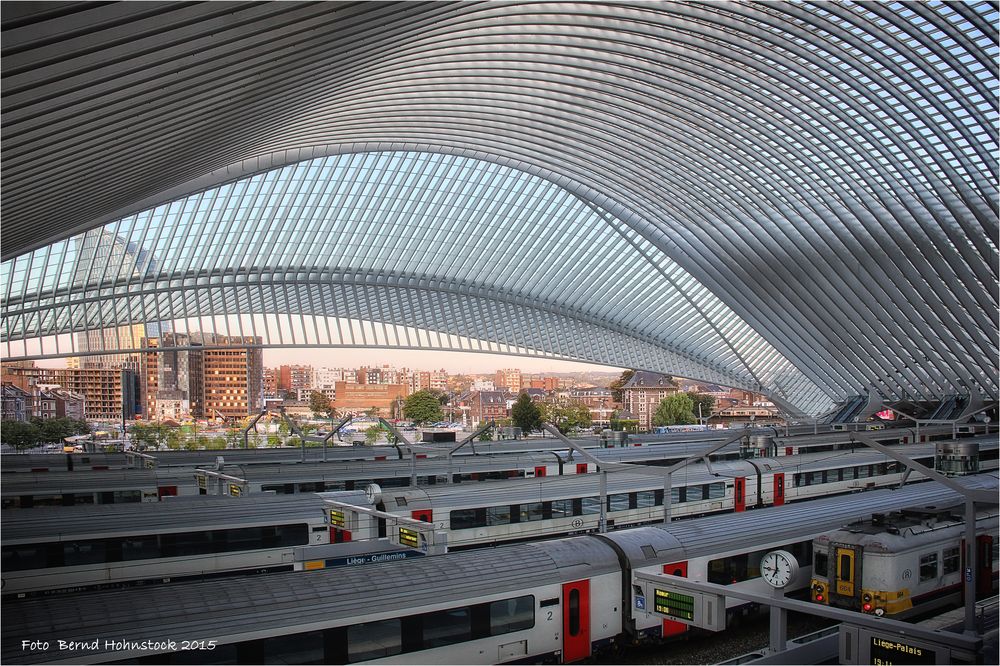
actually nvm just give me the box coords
[2,1,997,416]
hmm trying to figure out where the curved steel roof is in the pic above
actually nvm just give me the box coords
[1,1,997,416]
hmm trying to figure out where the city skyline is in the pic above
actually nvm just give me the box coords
[31,347,624,376]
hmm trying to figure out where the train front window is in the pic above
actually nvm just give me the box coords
[814,551,828,577]
[839,553,853,582]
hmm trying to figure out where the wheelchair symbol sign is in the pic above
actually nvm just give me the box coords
[635,596,646,610]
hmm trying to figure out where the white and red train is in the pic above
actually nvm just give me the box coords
[2,473,996,665]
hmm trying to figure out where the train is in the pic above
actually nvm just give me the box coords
[2,473,996,665]
[2,422,987,474]
[315,442,998,549]
[4,430,994,510]
[0,494,336,598]
[809,502,999,618]
[4,442,993,599]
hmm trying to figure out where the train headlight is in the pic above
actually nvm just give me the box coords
[862,603,873,612]
[862,593,872,603]
[874,608,885,617]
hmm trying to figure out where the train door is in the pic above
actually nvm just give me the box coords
[535,466,547,478]
[772,474,785,507]
[734,477,746,512]
[662,562,688,638]
[831,545,862,607]
[977,535,994,597]
[576,463,588,475]
[157,485,178,499]
[561,579,590,663]
[411,509,432,523]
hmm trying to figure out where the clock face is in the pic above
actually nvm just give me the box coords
[761,550,798,588]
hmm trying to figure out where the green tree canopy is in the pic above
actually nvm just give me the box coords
[404,390,444,424]
[36,417,88,443]
[608,369,635,403]
[364,425,383,445]
[511,392,542,433]
[652,393,697,427]
[309,391,333,417]
[688,393,716,422]
[2,420,40,450]
[128,422,171,450]
[541,401,592,433]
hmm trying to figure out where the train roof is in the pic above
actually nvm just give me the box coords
[812,502,999,552]
[0,442,752,494]
[3,423,983,474]
[1,493,342,543]
[10,436,985,499]
[3,473,996,665]
[600,472,1000,567]
[376,443,973,509]
[2,535,620,665]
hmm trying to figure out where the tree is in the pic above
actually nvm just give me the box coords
[404,390,444,424]
[608,369,635,403]
[511,392,542,433]
[689,393,716,423]
[541,401,591,434]
[652,393,696,427]
[224,426,241,449]
[364,425,383,445]
[309,391,332,417]
[129,422,171,451]
[1,420,40,450]
[38,417,82,444]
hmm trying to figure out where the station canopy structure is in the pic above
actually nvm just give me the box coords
[1,1,997,418]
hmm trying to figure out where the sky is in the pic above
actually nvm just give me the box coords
[30,348,621,375]
[262,348,622,374]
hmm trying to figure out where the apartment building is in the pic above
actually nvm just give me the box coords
[621,371,680,431]
[494,368,523,393]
